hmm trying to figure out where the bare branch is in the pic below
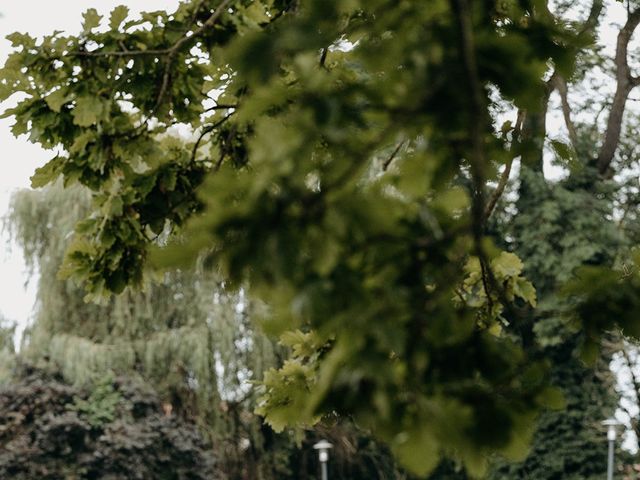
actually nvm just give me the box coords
[204,104,238,112]
[597,7,640,175]
[190,112,235,163]
[579,0,604,38]
[319,47,328,68]
[484,110,524,220]
[623,346,640,395]
[382,140,406,172]
[452,0,487,238]
[549,74,579,151]
[153,0,234,112]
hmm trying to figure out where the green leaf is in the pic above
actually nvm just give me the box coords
[500,120,513,135]
[514,277,537,307]
[492,251,524,278]
[72,95,104,127]
[31,156,65,188]
[44,88,73,113]
[393,427,440,476]
[5,32,36,49]
[579,339,600,366]
[550,139,576,165]
[109,5,129,30]
[82,8,102,32]
[242,3,270,25]
[70,130,97,155]
[160,169,177,192]
[109,197,124,217]
[536,386,566,410]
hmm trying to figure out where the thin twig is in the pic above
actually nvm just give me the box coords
[319,47,328,68]
[71,0,233,60]
[382,140,406,171]
[550,74,579,151]
[452,0,487,242]
[483,110,524,220]
[204,103,238,112]
[141,0,234,132]
[70,48,169,58]
[190,112,235,162]
[621,343,640,408]
[453,0,523,322]
[597,5,640,174]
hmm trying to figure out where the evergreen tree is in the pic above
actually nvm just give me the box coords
[487,168,622,478]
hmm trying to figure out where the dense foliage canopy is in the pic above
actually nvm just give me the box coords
[4,0,640,476]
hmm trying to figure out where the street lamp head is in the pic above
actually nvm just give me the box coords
[313,440,333,463]
[313,440,333,451]
[602,418,620,442]
[603,418,621,480]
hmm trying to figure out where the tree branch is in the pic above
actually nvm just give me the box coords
[70,48,169,58]
[620,342,640,439]
[153,0,234,113]
[549,74,579,151]
[382,140,406,172]
[452,0,487,238]
[452,0,522,320]
[519,80,554,172]
[516,1,601,173]
[319,47,328,68]
[204,103,238,112]
[190,112,235,163]
[484,110,524,220]
[69,0,233,126]
[579,0,604,38]
[71,0,233,60]
[597,7,640,175]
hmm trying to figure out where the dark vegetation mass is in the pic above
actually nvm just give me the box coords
[0,365,216,479]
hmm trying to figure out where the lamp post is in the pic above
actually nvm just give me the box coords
[602,418,620,480]
[313,440,333,480]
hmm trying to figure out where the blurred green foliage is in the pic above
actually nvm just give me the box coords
[2,0,640,476]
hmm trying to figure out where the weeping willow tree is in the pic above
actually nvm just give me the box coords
[0,317,16,384]
[8,182,276,397]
